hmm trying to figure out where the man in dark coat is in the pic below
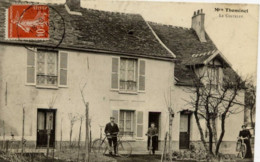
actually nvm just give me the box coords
[238,124,253,158]
[105,116,119,156]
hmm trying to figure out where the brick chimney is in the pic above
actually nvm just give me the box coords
[66,0,81,12]
[191,9,206,42]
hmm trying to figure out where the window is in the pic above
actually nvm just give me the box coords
[111,57,146,92]
[207,66,220,89]
[37,50,58,86]
[119,110,134,136]
[26,49,68,87]
[120,58,137,91]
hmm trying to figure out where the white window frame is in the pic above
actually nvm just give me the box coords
[119,110,134,134]
[35,50,59,89]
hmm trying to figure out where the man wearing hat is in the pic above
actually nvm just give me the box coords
[105,116,119,156]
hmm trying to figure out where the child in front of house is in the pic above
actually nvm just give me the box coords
[146,122,158,155]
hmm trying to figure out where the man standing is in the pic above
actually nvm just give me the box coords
[146,122,158,155]
[105,117,119,156]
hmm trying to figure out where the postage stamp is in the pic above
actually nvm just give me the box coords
[6,4,49,40]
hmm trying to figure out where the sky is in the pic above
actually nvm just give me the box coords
[21,0,259,82]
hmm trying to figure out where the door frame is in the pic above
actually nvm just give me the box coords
[148,111,161,150]
[179,110,192,149]
[36,108,57,148]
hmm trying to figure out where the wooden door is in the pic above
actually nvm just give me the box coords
[179,113,190,149]
[37,109,56,147]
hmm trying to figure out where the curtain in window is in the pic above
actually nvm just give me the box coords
[120,59,126,90]
[46,112,54,130]
[36,50,58,86]
[127,60,136,91]
[119,111,124,132]
[120,58,137,91]
[125,111,132,131]
[37,51,46,85]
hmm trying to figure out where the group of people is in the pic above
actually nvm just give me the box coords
[104,116,158,156]
[105,117,253,159]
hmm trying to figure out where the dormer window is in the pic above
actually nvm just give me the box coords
[207,66,220,89]
[206,59,223,89]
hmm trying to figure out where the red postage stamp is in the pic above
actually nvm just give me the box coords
[6,4,49,40]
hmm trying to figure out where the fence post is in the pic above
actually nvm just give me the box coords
[22,108,25,155]
[5,140,9,153]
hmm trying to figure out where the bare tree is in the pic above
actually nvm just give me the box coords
[77,115,84,161]
[164,88,174,162]
[68,113,78,148]
[245,82,256,130]
[80,82,90,162]
[186,66,245,156]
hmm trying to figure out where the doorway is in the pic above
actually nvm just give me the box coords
[148,112,161,150]
[179,110,191,149]
[37,109,56,148]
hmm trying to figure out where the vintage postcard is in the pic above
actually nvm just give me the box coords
[0,0,259,162]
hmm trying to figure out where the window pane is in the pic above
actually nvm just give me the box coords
[46,112,54,130]
[37,51,45,74]
[47,52,57,75]
[37,111,45,130]
[120,59,126,80]
[37,75,45,85]
[126,111,131,120]
[120,81,126,90]
[126,120,131,131]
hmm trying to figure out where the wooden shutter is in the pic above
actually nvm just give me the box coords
[136,111,143,137]
[138,60,146,91]
[26,49,36,84]
[111,57,119,90]
[112,110,119,124]
[59,51,68,87]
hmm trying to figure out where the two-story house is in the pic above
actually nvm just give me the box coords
[0,0,175,151]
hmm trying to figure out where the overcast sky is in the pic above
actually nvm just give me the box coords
[21,0,259,82]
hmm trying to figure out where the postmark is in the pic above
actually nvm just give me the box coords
[6,4,49,40]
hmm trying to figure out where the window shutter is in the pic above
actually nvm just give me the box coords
[112,110,119,124]
[59,51,68,87]
[138,60,145,91]
[111,57,119,90]
[136,111,143,137]
[26,49,36,84]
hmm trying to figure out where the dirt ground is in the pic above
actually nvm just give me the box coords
[113,155,254,162]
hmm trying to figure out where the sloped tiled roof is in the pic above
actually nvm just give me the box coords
[149,22,237,86]
[0,1,174,60]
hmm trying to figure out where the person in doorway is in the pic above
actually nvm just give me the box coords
[105,116,119,156]
[146,122,158,155]
[238,124,252,158]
